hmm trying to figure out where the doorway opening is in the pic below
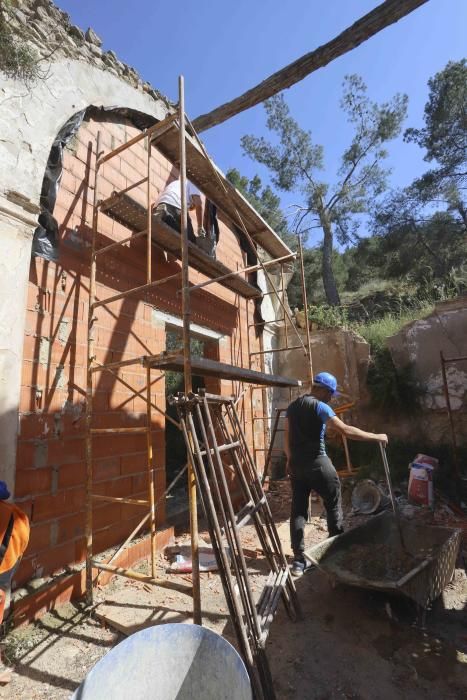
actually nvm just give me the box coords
[164,326,214,523]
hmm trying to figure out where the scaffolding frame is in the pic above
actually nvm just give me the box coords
[85,76,310,623]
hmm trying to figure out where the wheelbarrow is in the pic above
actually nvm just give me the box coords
[71,623,252,700]
[304,511,461,608]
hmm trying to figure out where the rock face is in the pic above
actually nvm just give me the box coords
[5,0,172,107]
[85,27,102,47]
[387,297,467,413]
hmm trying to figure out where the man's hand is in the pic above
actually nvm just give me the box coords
[378,434,388,447]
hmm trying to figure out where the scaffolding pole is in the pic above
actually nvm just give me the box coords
[179,75,201,624]
[84,77,307,617]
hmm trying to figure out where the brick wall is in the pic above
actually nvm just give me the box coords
[15,113,265,586]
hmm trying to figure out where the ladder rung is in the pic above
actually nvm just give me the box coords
[259,569,289,641]
[257,568,287,617]
[92,495,149,506]
[235,495,266,529]
[199,441,240,457]
[90,427,147,434]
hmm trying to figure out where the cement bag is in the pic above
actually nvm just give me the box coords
[408,454,437,507]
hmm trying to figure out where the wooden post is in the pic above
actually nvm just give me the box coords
[179,75,201,624]
[85,132,100,604]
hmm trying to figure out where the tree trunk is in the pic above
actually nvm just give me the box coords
[192,0,428,133]
[320,213,341,306]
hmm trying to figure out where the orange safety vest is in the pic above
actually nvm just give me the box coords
[0,501,30,575]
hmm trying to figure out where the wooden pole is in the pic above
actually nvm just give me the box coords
[85,131,100,604]
[179,75,201,624]
[192,0,429,133]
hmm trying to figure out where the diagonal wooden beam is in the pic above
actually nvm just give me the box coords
[192,0,429,133]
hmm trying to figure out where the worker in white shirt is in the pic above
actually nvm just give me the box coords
[154,175,204,244]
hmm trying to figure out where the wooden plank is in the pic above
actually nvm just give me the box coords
[100,192,261,299]
[143,352,302,388]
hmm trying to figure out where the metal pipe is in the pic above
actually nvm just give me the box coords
[92,272,181,308]
[179,75,201,624]
[97,114,177,165]
[98,177,149,208]
[146,365,157,580]
[185,253,296,293]
[146,135,152,285]
[93,227,148,257]
[85,131,100,604]
[92,361,181,429]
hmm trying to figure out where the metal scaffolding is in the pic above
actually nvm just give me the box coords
[84,76,311,623]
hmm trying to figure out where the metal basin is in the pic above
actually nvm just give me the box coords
[71,623,252,700]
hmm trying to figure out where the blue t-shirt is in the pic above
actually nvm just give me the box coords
[286,395,336,471]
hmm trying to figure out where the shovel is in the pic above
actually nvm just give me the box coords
[379,443,410,554]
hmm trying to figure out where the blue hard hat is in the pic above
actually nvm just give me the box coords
[314,372,338,395]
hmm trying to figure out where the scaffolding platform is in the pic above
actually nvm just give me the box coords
[99,192,260,299]
[143,352,301,388]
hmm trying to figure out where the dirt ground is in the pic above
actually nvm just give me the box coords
[1,481,466,699]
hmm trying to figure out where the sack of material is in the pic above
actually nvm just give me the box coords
[408,454,438,507]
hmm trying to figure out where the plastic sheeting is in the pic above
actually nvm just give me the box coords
[32,109,86,262]
[31,105,158,262]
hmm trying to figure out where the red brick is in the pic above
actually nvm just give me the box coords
[93,476,132,498]
[56,512,85,544]
[92,503,121,530]
[15,467,52,498]
[93,456,121,481]
[58,462,86,489]
[33,487,85,522]
[28,522,51,552]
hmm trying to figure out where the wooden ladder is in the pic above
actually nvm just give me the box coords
[172,389,301,700]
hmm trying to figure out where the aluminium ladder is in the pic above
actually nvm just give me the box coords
[172,389,301,700]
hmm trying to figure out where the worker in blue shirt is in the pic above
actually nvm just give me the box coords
[285,372,388,577]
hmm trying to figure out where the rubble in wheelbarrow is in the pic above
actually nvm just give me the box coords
[335,542,433,582]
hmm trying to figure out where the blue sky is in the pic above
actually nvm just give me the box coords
[59,1,466,243]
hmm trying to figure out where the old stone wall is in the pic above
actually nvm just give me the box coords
[387,296,467,446]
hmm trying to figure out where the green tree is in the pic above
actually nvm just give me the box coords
[226,168,295,247]
[404,58,467,225]
[373,60,467,291]
[241,76,407,305]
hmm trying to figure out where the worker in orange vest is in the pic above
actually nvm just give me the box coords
[0,482,30,623]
